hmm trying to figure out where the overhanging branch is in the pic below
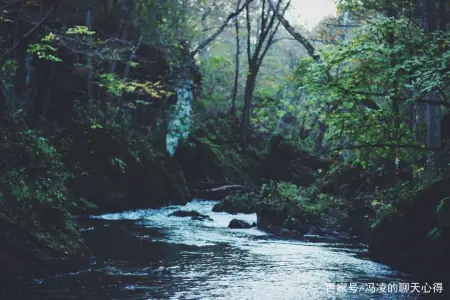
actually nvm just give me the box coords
[190,0,254,57]
[0,0,61,66]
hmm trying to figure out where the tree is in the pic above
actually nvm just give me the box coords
[230,0,243,115]
[240,0,288,146]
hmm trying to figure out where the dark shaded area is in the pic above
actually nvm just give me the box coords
[57,124,189,213]
[368,176,450,282]
[260,135,332,186]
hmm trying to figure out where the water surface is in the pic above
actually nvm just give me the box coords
[1,200,428,299]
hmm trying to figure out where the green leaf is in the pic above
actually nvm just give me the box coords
[90,123,103,129]
[427,227,441,240]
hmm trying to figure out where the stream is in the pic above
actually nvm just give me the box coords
[2,200,430,299]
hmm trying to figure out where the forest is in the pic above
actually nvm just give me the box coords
[0,0,449,298]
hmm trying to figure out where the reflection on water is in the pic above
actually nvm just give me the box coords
[0,200,430,299]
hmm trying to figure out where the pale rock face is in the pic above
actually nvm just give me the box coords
[166,79,193,156]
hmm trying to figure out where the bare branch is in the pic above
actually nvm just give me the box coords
[320,22,362,28]
[257,0,290,70]
[267,0,320,61]
[0,0,61,66]
[190,0,254,57]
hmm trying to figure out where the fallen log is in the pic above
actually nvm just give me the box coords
[194,184,248,200]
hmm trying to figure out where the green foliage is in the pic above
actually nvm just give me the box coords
[111,157,127,174]
[0,129,72,205]
[299,15,449,166]
[1,59,18,72]
[197,54,234,109]
[428,196,450,240]
[97,73,171,98]
[261,181,302,202]
[28,33,62,62]
[66,25,96,35]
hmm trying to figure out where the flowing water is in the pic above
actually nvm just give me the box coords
[2,200,433,299]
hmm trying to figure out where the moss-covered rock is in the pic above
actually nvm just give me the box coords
[0,128,88,282]
[283,216,308,235]
[256,205,290,232]
[260,135,331,186]
[212,192,259,214]
[56,124,189,213]
[0,202,88,283]
[174,114,266,191]
[368,176,450,279]
[228,219,252,229]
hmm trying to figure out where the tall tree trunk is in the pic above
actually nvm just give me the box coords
[110,0,133,74]
[438,0,447,30]
[85,0,93,101]
[42,62,55,119]
[230,0,242,115]
[119,34,143,106]
[387,8,400,132]
[240,0,285,147]
[336,11,351,158]
[422,0,442,173]
[241,72,256,146]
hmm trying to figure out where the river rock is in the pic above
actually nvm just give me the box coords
[256,206,289,231]
[278,228,304,238]
[283,217,308,235]
[212,192,258,214]
[228,219,252,229]
[191,215,214,222]
[168,210,213,222]
[168,210,202,218]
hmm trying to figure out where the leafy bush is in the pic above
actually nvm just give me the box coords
[0,129,71,206]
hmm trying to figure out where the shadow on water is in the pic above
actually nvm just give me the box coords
[0,200,444,299]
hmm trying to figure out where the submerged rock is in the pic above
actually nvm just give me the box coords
[228,219,252,229]
[168,210,213,221]
[168,210,202,218]
[191,215,214,222]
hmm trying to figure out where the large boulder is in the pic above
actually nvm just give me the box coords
[368,176,450,279]
[256,205,290,232]
[228,219,252,229]
[0,203,88,283]
[57,124,189,213]
[173,114,265,193]
[212,192,258,214]
[283,216,308,235]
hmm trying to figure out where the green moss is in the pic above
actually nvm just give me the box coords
[55,123,189,212]
[212,192,260,214]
